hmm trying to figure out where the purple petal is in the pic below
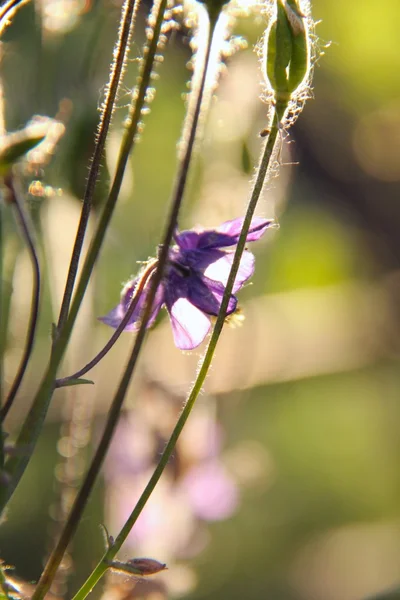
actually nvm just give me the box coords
[196,217,273,249]
[175,217,273,251]
[203,249,255,293]
[167,297,211,350]
[187,274,237,316]
[99,279,164,332]
[182,461,239,521]
[175,230,201,250]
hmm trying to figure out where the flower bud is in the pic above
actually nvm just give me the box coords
[127,558,167,576]
[108,558,167,577]
[263,0,310,104]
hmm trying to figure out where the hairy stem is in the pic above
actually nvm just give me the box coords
[1,176,41,422]
[72,103,282,600]
[31,2,207,599]
[51,10,220,600]
[0,0,161,515]
[55,260,157,387]
[56,0,139,333]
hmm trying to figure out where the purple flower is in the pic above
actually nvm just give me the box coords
[100,216,273,350]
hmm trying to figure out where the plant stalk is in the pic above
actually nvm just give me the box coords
[1,175,41,422]
[46,10,219,600]
[72,103,282,600]
[0,0,146,514]
[56,0,139,334]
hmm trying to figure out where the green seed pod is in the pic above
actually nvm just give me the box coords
[286,0,310,93]
[263,0,310,102]
[264,0,293,99]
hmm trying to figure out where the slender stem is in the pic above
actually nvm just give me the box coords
[0,176,41,422]
[0,0,165,515]
[39,12,219,600]
[0,82,6,412]
[0,195,3,409]
[55,261,157,388]
[56,0,139,334]
[72,104,282,600]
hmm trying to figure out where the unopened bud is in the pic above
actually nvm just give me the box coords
[127,558,167,576]
[107,557,167,577]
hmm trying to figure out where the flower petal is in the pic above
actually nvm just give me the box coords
[182,461,239,521]
[175,217,273,251]
[99,279,164,332]
[196,217,274,249]
[188,273,237,316]
[204,249,254,293]
[175,230,201,250]
[167,297,211,350]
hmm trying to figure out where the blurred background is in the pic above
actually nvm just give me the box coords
[1,0,400,599]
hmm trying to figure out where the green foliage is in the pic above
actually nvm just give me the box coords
[0,134,45,175]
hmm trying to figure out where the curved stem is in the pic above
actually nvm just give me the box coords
[0,0,31,35]
[43,11,219,600]
[1,176,41,422]
[55,261,157,388]
[72,104,283,600]
[0,0,166,515]
[56,0,139,334]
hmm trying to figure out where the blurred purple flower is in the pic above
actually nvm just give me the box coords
[100,217,273,350]
[181,461,239,521]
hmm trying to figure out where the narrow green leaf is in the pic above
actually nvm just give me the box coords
[0,135,45,174]
[56,378,94,388]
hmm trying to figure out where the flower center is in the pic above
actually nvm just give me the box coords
[169,259,191,278]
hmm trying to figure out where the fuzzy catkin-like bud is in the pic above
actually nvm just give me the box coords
[263,0,310,108]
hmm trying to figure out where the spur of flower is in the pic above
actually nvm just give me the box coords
[100,216,274,350]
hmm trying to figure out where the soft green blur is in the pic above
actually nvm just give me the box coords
[1,0,400,599]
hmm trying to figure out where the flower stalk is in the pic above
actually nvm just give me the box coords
[56,0,140,335]
[0,175,41,422]
[71,98,282,600]
[36,8,223,600]
[31,3,219,600]
[0,0,168,515]
[55,260,158,387]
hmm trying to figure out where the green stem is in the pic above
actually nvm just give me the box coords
[1,176,41,422]
[56,0,139,333]
[30,3,216,600]
[69,12,220,600]
[72,101,284,600]
[0,0,161,515]
[0,198,3,410]
[54,260,157,387]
